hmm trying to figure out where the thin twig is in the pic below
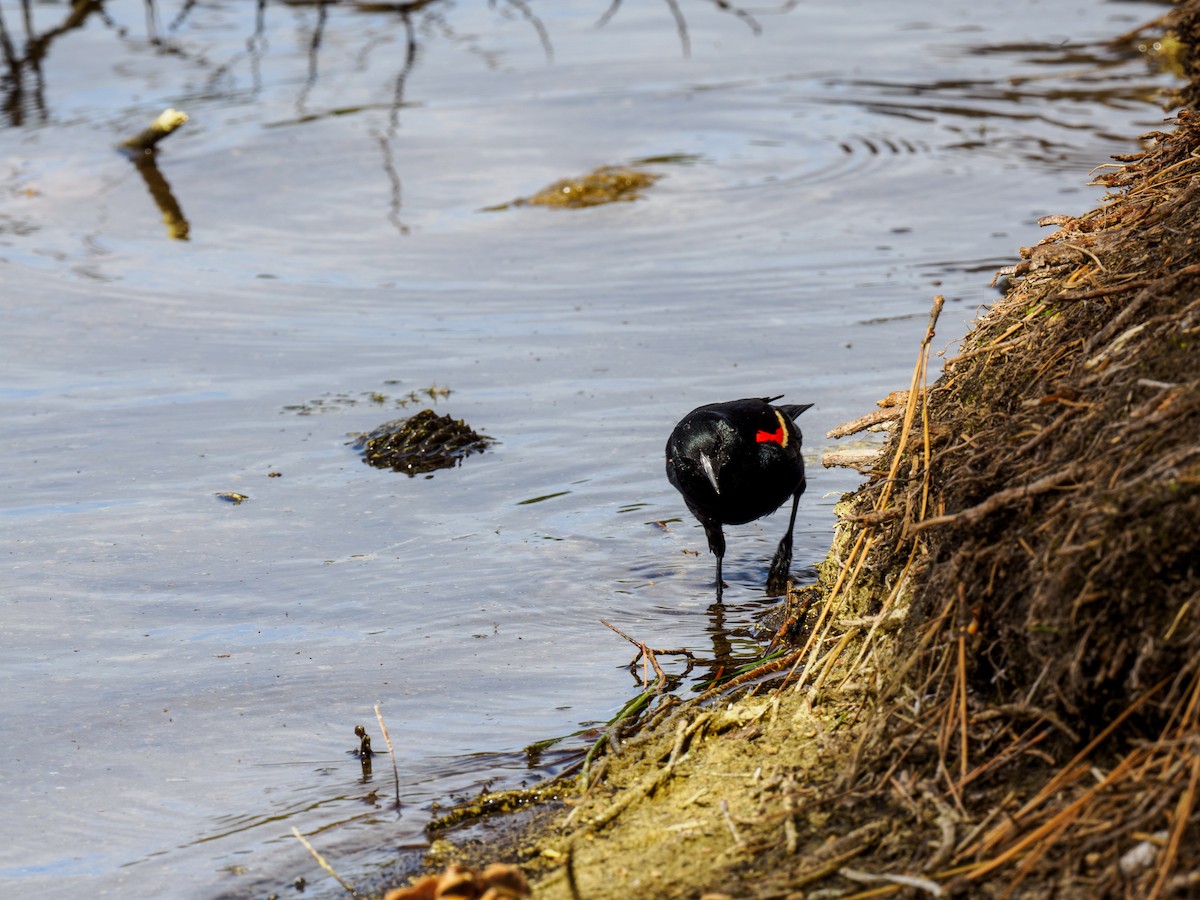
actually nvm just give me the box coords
[908,464,1082,533]
[720,798,745,847]
[841,867,944,896]
[827,406,903,438]
[375,704,402,812]
[291,827,365,899]
[957,635,969,781]
[564,843,582,900]
[1148,743,1200,899]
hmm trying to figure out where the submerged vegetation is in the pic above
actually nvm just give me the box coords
[488,165,662,211]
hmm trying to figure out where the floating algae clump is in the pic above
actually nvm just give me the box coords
[355,409,492,477]
[494,165,661,210]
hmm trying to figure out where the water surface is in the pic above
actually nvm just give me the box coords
[0,0,1177,896]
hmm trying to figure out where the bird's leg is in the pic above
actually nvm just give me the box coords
[703,521,727,602]
[766,490,801,595]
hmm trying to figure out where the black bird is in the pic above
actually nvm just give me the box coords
[665,396,812,600]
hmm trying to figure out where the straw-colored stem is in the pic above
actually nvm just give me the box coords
[291,827,365,899]
[374,704,402,811]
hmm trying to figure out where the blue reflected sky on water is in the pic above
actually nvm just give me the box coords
[0,0,1178,895]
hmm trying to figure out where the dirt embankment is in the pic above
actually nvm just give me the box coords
[399,7,1200,899]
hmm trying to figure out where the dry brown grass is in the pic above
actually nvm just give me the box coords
[821,90,1200,900]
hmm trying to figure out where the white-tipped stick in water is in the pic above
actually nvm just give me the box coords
[121,108,190,152]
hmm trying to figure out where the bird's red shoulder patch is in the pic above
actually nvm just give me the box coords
[756,427,784,444]
[755,410,790,447]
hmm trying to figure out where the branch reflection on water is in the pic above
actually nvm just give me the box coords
[127,147,189,239]
[0,0,776,240]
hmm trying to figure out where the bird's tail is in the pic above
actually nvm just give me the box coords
[777,403,813,421]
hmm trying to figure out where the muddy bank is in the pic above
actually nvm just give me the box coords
[390,8,1200,899]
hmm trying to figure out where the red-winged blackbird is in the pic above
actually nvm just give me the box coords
[665,396,812,600]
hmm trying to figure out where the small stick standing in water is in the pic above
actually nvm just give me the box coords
[120,108,190,153]
[374,705,403,813]
[118,108,192,240]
